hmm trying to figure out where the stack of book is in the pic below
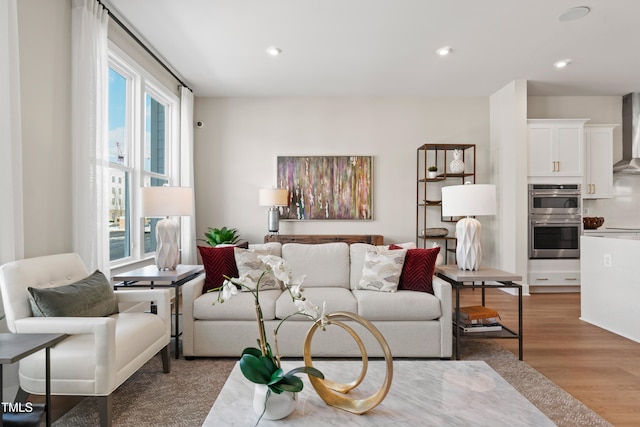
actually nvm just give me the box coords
[455,305,502,332]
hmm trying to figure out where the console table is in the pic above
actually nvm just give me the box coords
[264,234,384,245]
[435,266,523,360]
[113,265,204,358]
[1,333,67,427]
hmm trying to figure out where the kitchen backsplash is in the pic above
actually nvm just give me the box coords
[584,174,640,228]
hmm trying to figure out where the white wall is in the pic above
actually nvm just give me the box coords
[193,97,490,247]
[490,81,528,280]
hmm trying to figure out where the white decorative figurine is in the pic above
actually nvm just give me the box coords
[449,149,465,173]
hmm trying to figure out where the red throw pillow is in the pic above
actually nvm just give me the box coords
[397,247,440,294]
[198,246,239,293]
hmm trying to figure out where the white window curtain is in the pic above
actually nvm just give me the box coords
[0,0,22,396]
[180,86,197,264]
[0,0,24,268]
[71,0,110,275]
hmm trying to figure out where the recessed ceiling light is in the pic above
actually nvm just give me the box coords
[554,59,572,69]
[266,46,282,56]
[558,6,590,22]
[436,46,452,56]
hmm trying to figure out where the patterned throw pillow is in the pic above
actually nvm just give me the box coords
[234,248,280,291]
[397,247,440,294]
[357,247,407,292]
[198,246,239,293]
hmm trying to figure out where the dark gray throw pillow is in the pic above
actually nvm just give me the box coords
[28,270,119,317]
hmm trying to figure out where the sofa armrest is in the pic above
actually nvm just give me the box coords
[181,274,206,357]
[432,276,453,358]
[115,289,171,338]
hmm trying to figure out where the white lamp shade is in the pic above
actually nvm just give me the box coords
[441,184,496,218]
[259,188,289,207]
[142,186,194,217]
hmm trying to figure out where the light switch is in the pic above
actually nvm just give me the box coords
[604,254,612,267]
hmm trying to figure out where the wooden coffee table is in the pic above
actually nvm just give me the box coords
[203,360,553,426]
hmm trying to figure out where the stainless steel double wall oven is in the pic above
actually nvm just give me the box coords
[528,184,581,259]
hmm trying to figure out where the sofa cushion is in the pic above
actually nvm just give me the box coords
[248,242,282,256]
[198,246,239,293]
[27,270,119,317]
[281,243,349,288]
[234,248,280,291]
[275,287,357,320]
[352,289,442,321]
[350,242,416,290]
[357,247,407,292]
[392,245,440,295]
[194,289,282,320]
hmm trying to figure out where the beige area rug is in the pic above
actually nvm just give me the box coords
[53,340,612,427]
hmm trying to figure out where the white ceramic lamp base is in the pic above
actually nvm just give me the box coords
[455,217,482,271]
[155,217,180,270]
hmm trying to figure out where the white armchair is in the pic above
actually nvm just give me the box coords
[0,253,171,427]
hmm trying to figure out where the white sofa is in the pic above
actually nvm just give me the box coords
[183,242,452,359]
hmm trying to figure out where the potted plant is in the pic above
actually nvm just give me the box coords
[427,166,438,179]
[201,226,240,246]
[215,255,325,422]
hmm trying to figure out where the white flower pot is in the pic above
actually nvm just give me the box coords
[428,171,437,179]
[253,384,297,420]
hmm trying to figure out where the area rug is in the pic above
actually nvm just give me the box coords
[53,340,612,427]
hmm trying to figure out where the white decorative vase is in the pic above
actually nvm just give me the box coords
[252,384,297,420]
[432,242,444,265]
[449,149,465,174]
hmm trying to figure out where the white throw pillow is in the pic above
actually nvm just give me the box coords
[357,247,407,292]
[234,248,280,291]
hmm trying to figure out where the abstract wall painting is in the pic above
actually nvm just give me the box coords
[277,156,373,220]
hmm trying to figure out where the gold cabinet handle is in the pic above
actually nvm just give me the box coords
[593,183,596,194]
[565,277,578,281]
[557,161,560,172]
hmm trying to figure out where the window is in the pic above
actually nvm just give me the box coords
[108,46,179,265]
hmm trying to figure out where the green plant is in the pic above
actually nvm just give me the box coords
[428,165,438,172]
[201,226,240,246]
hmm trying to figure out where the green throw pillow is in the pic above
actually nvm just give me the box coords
[28,270,119,317]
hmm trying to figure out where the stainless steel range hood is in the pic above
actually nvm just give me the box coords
[614,93,640,174]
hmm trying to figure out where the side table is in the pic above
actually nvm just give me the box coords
[113,265,203,358]
[1,333,67,427]
[435,265,523,360]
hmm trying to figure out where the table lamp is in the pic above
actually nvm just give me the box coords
[259,188,289,233]
[142,186,194,270]
[441,183,496,271]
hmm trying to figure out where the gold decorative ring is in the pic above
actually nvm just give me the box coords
[303,311,393,414]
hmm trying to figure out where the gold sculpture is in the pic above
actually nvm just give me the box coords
[303,311,393,414]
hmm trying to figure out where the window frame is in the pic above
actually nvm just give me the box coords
[108,43,180,268]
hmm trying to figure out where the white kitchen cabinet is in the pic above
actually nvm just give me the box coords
[583,124,617,199]
[528,119,589,177]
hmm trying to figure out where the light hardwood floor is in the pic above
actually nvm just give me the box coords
[458,289,640,427]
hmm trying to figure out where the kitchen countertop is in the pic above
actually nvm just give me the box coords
[584,227,640,233]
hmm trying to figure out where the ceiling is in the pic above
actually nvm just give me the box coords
[105,0,640,97]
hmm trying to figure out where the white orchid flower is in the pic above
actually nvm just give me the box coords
[290,284,303,299]
[220,280,238,302]
[294,299,320,319]
[260,255,292,284]
[318,301,329,328]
